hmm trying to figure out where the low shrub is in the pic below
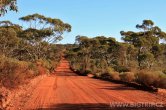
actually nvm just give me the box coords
[136,70,161,87]
[106,67,120,80]
[0,55,39,88]
[158,72,166,88]
[100,73,111,80]
[120,72,135,82]
[162,69,166,75]
[36,59,56,74]
[113,66,131,73]
[82,70,91,76]
[28,63,39,76]
[107,67,115,74]
[159,78,166,89]
[109,72,120,80]
[95,72,102,78]
[72,68,92,76]
[136,71,153,86]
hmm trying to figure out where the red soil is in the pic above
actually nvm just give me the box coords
[8,59,166,110]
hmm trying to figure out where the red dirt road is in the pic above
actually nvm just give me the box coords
[10,59,166,110]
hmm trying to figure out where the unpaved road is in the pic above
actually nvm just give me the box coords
[9,59,166,110]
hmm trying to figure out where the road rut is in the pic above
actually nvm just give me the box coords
[9,59,166,110]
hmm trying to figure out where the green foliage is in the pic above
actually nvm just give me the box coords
[113,66,130,73]
[0,0,18,16]
[1,16,166,90]
[20,28,53,41]
[138,52,155,69]
[19,13,71,43]
[0,27,20,56]
[0,14,70,88]
[67,35,120,74]
[0,16,69,61]
[66,20,166,89]
[121,20,166,69]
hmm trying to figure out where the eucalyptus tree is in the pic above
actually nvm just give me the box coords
[0,20,22,57]
[75,35,93,71]
[19,13,71,43]
[0,0,17,16]
[121,20,166,69]
[0,20,35,61]
[0,20,17,26]
[0,26,20,56]
[18,14,72,60]
[68,36,120,73]
[90,36,118,69]
[0,20,22,33]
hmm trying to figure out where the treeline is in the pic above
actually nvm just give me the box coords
[66,20,166,89]
[0,13,71,88]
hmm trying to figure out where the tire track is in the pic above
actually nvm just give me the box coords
[9,59,166,109]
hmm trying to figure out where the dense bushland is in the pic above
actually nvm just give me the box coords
[66,20,166,89]
[0,14,71,88]
[0,55,38,88]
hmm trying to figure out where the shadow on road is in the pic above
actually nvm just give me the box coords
[35,103,166,110]
[99,85,136,91]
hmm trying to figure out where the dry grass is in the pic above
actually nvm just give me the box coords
[0,55,39,88]
[107,67,120,80]
[136,70,166,88]
[109,72,120,80]
[120,72,135,82]
[36,59,56,74]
